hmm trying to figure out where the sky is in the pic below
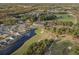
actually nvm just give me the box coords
[0,0,79,3]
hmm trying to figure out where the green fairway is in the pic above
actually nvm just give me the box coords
[55,14,75,23]
[35,28,42,35]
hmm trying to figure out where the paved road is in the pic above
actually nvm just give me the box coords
[0,29,36,55]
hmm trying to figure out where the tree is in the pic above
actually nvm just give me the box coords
[40,14,57,21]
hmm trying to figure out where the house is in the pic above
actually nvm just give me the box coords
[17,24,27,33]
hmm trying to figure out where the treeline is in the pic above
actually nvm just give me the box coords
[24,39,54,55]
[21,39,79,55]
[48,25,79,36]
[45,20,73,26]
[45,21,79,37]
[40,14,57,21]
[19,13,58,22]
